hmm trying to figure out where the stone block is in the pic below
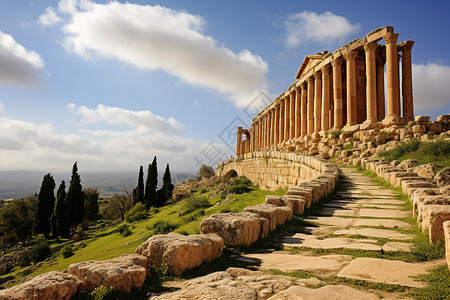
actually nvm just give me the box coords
[0,271,81,300]
[135,233,223,274]
[401,180,437,196]
[415,115,430,123]
[416,195,450,220]
[67,254,148,292]
[265,195,285,207]
[435,167,450,188]
[414,163,438,180]
[244,204,292,231]
[281,195,305,215]
[444,220,450,270]
[421,205,450,243]
[286,187,313,208]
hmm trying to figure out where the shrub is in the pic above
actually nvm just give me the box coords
[230,176,252,186]
[229,184,252,194]
[118,224,132,237]
[125,203,148,223]
[153,221,178,234]
[62,245,74,259]
[183,196,212,213]
[29,242,51,263]
[199,188,208,194]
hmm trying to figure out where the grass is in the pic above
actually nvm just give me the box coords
[379,138,450,169]
[407,265,450,299]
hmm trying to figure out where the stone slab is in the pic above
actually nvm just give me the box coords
[337,257,445,288]
[333,228,414,240]
[268,284,380,300]
[358,208,410,218]
[306,216,411,229]
[317,208,357,217]
[283,233,382,251]
[353,199,405,205]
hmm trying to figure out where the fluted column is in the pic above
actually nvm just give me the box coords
[284,96,290,142]
[295,87,301,138]
[264,114,268,148]
[270,109,275,146]
[289,91,295,139]
[364,42,378,123]
[383,32,400,124]
[275,104,280,144]
[376,49,386,121]
[236,126,243,156]
[401,41,414,120]
[314,71,322,132]
[307,77,314,134]
[250,125,254,153]
[321,65,330,132]
[279,99,285,143]
[300,82,307,136]
[331,57,343,129]
[344,51,358,127]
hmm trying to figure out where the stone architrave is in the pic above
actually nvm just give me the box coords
[300,82,308,136]
[290,91,295,139]
[307,77,315,134]
[321,65,331,132]
[376,46,386,121]
[331,57,344,129]
[344,51,358,127]
[295,87,301,138]
[279,99,285,143]
[401,40,414,120]
[314,71,322,133]
[364,42,378,123]
[383,32,400,124]
[236,127,243,156]
[275,104,280,144]
[284,96,290,141]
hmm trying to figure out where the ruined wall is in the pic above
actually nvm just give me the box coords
[216,151,325,190]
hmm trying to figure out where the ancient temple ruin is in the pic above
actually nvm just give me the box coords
[236,26,414,156]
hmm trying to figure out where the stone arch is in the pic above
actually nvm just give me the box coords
[223,169,238,182]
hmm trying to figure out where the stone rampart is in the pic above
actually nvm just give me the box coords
[216,151,328,190]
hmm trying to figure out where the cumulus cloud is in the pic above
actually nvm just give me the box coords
[284,11,360,47]
[0,31,45,86]
[39,7,63,26]
[41,0,268,108]
[413,63,450,111]
[66,103,185,133]
[0,101,3,112]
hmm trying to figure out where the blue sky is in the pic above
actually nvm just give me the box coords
[0,0,449,173]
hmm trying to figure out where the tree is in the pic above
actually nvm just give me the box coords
[35,174,56,238]
[197,164,215,179]
[60,162,85,237]
[145,157,158,209]
[50,180,66,238]
[136,166,145,204]
[0,196,37,245]
[102,194,133,221]
[82,188,99,230]
[156,164,175,207]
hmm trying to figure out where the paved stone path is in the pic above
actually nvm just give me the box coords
[241,168,446,298]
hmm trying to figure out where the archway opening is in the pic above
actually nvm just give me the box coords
[223,169,238,182]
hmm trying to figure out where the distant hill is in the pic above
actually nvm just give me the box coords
[0,171,196,200]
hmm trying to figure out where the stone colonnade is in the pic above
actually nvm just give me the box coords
[236,26,415,156]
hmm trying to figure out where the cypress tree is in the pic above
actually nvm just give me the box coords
[61,162,85,237]
[137,166,145,204]
[145,156,157,209]
[156,163,174,207]
[35,174,56,238]
[51,180,66,238]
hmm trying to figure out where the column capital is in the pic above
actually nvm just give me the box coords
[307,76,314,84]
[331,57,344,68]
[237,126,243,133]
[313,71,321,80]
[343,50,358,61]
[294,86,301,93]
[320,64,330,73]
[300,81,307,90]
[399,40,414,52]
[383,32,399,45]
[364,42,378,52]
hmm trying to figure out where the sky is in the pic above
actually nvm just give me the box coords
[0,0,449,174]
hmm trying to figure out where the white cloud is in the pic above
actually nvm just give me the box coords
[0,31,45,86]
[284,11,360,47]
[413,63,450,111]
[39,7,63,26]
[66,103,185,133]
[0,101,3,112]
[42,0,268,108]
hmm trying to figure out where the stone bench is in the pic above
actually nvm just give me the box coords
[265,195,305,215]
[285,188,313,208]
[200,212,268,246]
[0,271,81,300]
[135,233,223,274]
[420,205,450,243]
[67,254,148,292]
[244,204,292,231]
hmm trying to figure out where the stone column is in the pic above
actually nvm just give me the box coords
[307,77,314,134]
[314,71,322,133]
[331,57,344,129]
[364,42,378,123]
[264,114,268,148]
[289,91,295,139]
[300,82,307,136]
[275,104,280,144]
[376,48,386,121]
[321,65,330,132]
[279,99,285,143]
[383,32,400,124]
[344,51,358,127]
[284,96,290,142]
[244,131,250,155]
[270,109,275,146]
[249,125,254,153]
[401,41,414,120]
[295,86,301,138]
[236,126,243,156]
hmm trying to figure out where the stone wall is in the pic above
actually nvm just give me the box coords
[216,151,326,190]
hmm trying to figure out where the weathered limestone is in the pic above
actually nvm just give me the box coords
[444,220,450,270]
[200,212,268,246]
[67,254,148,292]
[421,205,450,243]
[0,271,81,300]
[269,285,380,300]
[244,204,292,231]
[281,196,306,215]
[435,167,450,188]
[135,233,223,275]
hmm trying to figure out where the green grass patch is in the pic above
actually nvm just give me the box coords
[266,268,315,279]
[407,265,450,299]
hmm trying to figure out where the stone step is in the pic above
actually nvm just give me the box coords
[305,216,411,228]
[333,228,414,240]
